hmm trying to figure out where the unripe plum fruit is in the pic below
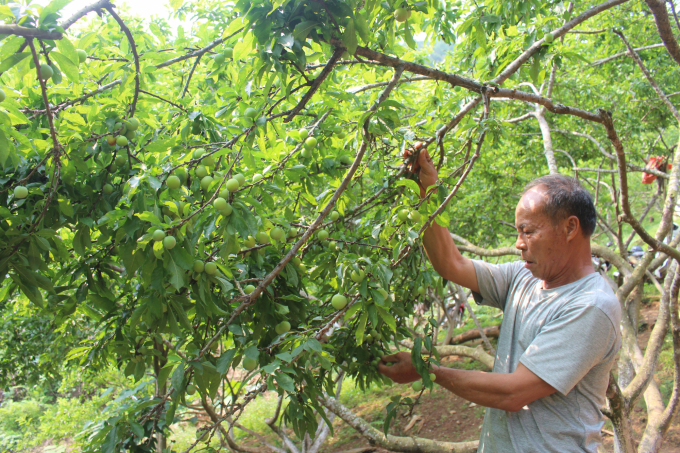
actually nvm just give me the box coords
[234,173,246,186]
[195,166,208,179]
[397,209,409,222]
[331,294,347,310]
[256,231,270,244]
[242,357,258,371]
[226,178,240,192]
[213,197,228,211]
[205,262,217,275]
[77,49,88,63]
[394,7,409,22]
[244,236,256,248]
[298,128,309,140]
[38,64,53,80]
[116,136,128,147]
[304,137,317,149]
[317,229,329,240]
[153,229,166,242]
[115,155,127,167]
[14,186,28,199]
[275,321,291,335]
[270,227,284,241]
[163,236,177,249]
[103,183,113,194]
[200,176,214,190]
[221,203,233,216]
[412,380,423,391]
[330,211,340,221]
[244,107,258,119]
[167,175,181,189]
[244,284,256,294]
[193,260,205,273]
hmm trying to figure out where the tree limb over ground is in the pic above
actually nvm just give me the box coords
[320,395,480,453]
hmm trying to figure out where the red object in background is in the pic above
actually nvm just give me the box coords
[642,156,672,184]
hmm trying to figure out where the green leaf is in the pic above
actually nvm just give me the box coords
[293,21,318,42]
[169,246,194,270]
[403,22,416,49]
[10,274,43,308]
[101,425,118,453]
[165,253,185,291]
[395,178,421,195]
[0,53,30,73]
[216,348,236,374]
[274,371,295,392]
[342,19,358,55]
[344,303,361,321]
[50,52,79,83]
[303,338,322,352]
[136,211,162,225]
[376,306,397,332]
[130,421,144,439]
[39,0,73,22]
[56,36,79,66]
[356,311,368,345]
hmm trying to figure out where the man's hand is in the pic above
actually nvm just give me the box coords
[378,352,421,384]
[404,142,438,196]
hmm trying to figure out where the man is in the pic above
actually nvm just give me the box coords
[378,146,621,453]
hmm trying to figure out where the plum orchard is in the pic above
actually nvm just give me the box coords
[1,0,680,452]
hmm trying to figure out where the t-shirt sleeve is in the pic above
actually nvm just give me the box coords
[471,260,524,311]
[519,304,618,396]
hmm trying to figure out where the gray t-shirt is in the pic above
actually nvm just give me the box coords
[472,260,621,453]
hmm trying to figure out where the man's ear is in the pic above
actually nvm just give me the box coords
[565,215,581,241]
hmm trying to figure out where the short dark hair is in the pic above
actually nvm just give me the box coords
[522,175,597,236]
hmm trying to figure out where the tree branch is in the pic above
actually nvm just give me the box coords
[645,0,680,66]
[590,43,665,66]
[320,395,479,453]
[60,0,111,30]
[105,6,140,116]
[491,0,630,83]
[614,30,680,122]
[0,25,62,39]
[284,47,344,123]
[602,109,680,264]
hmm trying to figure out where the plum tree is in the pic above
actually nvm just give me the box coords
[1,2,677,453]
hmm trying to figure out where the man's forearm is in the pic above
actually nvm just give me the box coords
[430,366,521,411]
[429,363,557,412]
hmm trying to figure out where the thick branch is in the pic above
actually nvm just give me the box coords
[60,0,111,30]
[623,262,677,402]
[0,25,62,39]
[320,395,479,453]
[645,0,680,66]
[603,109,680,263]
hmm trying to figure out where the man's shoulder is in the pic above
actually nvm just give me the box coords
[565,273,621,329]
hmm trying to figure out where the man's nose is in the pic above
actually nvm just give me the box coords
[516,235,527,250]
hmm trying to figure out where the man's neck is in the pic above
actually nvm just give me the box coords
[542,245,595,290]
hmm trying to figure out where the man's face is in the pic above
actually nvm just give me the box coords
[514,186,568,281]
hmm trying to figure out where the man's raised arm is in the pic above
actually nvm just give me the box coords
[412,145,479,293]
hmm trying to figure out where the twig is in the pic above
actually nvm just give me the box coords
[180,53,203,99]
